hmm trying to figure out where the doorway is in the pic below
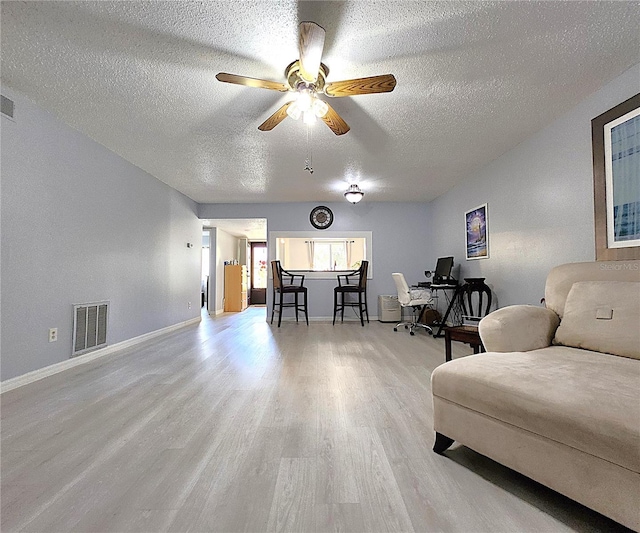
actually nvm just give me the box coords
[250,242,267,304]
[201,230,211,312]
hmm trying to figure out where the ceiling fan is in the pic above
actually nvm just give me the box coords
[216,22,396,136]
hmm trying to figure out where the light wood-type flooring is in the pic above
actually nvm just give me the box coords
[1,307,630,532]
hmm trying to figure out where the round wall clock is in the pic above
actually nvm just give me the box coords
[310,206,334,230]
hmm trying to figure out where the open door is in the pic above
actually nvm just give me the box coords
[250,242,267,304]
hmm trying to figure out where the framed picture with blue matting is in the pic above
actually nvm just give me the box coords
[465,203,489,260]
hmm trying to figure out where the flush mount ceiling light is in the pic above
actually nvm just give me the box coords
[344,184,364,203]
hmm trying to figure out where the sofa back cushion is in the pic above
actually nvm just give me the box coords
[554,281,640,359]
[545,261,640,318]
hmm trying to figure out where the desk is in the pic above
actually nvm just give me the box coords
[430,284,461,337]
[444,325,484,362]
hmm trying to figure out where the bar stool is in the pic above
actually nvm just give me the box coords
[270,260,308,327]
[332,261,369,326]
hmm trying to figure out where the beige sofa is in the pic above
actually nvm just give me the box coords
[431,260,640,530]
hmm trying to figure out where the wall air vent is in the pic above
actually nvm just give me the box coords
[72,301,109,356]
[1,95,15,120]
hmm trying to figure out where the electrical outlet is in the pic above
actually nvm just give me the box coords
[188,301,192,309]
[49,328,58,342]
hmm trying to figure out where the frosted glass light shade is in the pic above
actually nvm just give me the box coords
[313,98,328,117]
[297,90,313,112]
[286,102,302,120]
[303,110,316,124]
[344,184,364,203]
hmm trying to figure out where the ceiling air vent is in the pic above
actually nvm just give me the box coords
[1,95,15,120]
[72,301,109,357]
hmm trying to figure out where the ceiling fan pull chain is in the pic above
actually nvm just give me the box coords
[305,124,314,174]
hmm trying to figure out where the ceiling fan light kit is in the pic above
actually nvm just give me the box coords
[344,184,365,204]
[287,91,329,123]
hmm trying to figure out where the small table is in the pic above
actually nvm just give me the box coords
[444,325,484,362]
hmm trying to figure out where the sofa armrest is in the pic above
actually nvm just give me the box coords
[479,305,560,352]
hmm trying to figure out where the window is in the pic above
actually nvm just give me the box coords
[269,231,372,279]
[252,243,268,289]
[311,241,347,271]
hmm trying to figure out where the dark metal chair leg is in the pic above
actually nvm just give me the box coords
[294,292,299,322]
[433,432,454,454]
[333,290,338,325]
[358,292,364,326]
[364,291,369,323]
[278,292,284,327]
[303,290,309,325]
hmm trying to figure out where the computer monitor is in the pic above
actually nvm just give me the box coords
[434,256,454,282]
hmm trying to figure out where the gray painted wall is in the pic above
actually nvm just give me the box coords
[198,202,431,319]
[1,87,202,381]
[427,64,640,308]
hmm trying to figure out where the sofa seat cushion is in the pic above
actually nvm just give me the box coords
[431,346,640,472]
[553,281,640,359]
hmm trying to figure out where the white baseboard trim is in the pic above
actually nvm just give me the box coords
[1,317,201,394]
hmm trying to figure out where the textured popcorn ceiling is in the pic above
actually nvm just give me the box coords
[2,1,639,203]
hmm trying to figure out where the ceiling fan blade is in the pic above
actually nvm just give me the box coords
[324,74,397,97]
[321,103,350,136]
[258,102,293,131]
[298,22,325,83]
[216,73,289,92]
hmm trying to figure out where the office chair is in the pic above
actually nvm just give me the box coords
[271,260,308,327]
[333,261,369,326]
[392,272,433,336]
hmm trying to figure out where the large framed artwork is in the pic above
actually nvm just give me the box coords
[592,93,640,261]
[465,203,489,260]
